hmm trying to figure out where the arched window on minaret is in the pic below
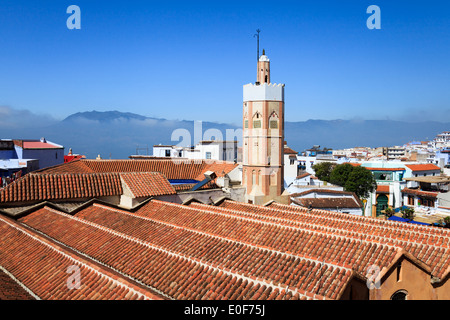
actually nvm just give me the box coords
[269,111,279,129]
[258,170,262,186]
[252,170,256,185]
[253,112,262,129]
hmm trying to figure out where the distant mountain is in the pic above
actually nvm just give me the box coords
[63,110,150,122]
[2,110,449,159]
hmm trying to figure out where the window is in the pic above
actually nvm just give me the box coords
[396,262,402,282]
[269,120,278,129]
[244,120,248,128]
[391,290,408,300]
[420,197,434,207]
[205,152,211,159]
[408,195,414,206]
[165,150,171,157]
[253,120,261,128]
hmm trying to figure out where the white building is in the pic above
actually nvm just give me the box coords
[153,140,238,162]
[283,143,299,188]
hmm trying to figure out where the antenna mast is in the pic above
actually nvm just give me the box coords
[254,29,261,61]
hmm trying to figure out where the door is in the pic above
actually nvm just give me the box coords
[376,194,388,216]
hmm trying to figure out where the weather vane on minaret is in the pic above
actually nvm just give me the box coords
[254,29,261,61]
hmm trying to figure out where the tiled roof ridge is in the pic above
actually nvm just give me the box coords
[0,214,160,300]
[43,206,318,300]
[0,265,40,300]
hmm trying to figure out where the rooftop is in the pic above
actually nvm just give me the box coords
[0,197,449,300]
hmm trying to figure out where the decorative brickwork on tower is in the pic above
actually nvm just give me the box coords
[242,51,289,205]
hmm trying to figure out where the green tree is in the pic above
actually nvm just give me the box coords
[384,207,395,218]
[401,207,415,220]
[344,166,377,200]
[312,162,335,182]
[329,163,354,186]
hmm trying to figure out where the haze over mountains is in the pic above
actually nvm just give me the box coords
[1,109,449,159]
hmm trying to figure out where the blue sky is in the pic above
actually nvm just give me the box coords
[0,0,449,125]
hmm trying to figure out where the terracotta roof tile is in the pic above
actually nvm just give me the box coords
[36,159,238,181]
[120,172,176,197]
[406,164,441,171]
[0,173,123,203]
[0,215,164,300]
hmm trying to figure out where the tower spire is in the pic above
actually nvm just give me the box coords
[254,29,261,62]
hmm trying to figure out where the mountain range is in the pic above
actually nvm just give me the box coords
[1,110,449,159]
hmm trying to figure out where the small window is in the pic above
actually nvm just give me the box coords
[253,120,261,128]
[244,120,248,128]
[206,152,211,159]
[396,262,402,282]
[165,150,170,157]
[269,120,278,129]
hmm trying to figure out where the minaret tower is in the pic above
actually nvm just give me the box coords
[242,49,289,205]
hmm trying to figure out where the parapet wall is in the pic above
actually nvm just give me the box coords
[243,83,284,102]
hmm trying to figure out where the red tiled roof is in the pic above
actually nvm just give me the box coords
[0,214,164,300]
[37,159,238,181]
[406,164,441,172]
[291,197,362,209]
[401,188,439,198]
[18,204,320,300]
[284,146,298,155]
[120,172,176,198]
[296,172,311,179]
[1,195,448,300]
[0,171,177,204]
[0,173,123,203]
[0,269,36,300]
[236,200,450,279]
[22,141,62,149]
